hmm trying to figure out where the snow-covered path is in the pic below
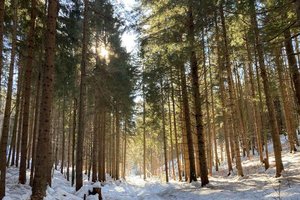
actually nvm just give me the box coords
[102,146,300,200]
[4,139,300,200]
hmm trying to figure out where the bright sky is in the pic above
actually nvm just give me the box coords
[118,0,136,9]
[118,0,138,53]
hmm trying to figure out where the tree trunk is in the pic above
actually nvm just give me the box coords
[92,99,98,182]
[0,0,5,105]
[30,71,41,186]
[203,38,213,175]
[100,112,106,181]
[123,124,127,178]
[8,5,22,168]
[187,5,209,185]
[0,0,17,196]
[234,65,250,158]
[249,0,283,177]
[284,29,300,114]
[179,63,196,182]
[255,54,269,169]
[160,78,169,183]
[71,98,77,186]
[274,47,297,152]
[31,0,58,198]
[170,68,182,181]
[61,95,66,174]
[295,0,300,26]
[111,116,114,178]
[16,95,24,167]
[143,80,146,180]
[245,38,263,163]
[67,105,72,181]
[19,0,37,184]
[209,65,219,171]
[99,113,104,179]
[76,0,88,191]
[115,106,120,180]
[220,3,244,176]
[54,104,60,170]
[27,98,35,169]
[167,90,175,180]
[215,14,233,174]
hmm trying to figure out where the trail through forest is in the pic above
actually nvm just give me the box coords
[4,136,300,200]
[1,0,300,199]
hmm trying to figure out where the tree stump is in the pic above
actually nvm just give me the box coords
[88,186,102,200]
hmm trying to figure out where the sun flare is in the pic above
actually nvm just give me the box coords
[100,46,109,59]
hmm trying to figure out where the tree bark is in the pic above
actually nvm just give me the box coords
[234,65,250,158]
[209,65,219,171]
[115,105,120,180]
[179,63,196,182]
[99,114,103,180]
[245,38,263,163]
[274,47,297,152]
[0,0,17,196]
[284,29,300,114]
[220,3,243,176]
[255,54,269,169]
[295,0,300,26]
[27,98,35,169]
[92,99,98,182]
[31,0,58,198]
[215,13,233,174]
[249,0,283,177]
[30,71,41,186]
[187,5,209,186]
[71,98,77,186]
[143,79,146,180]
[7,4,22,168]
[16,94,24,167]
[100,112,106,181]
[160,78,169,183]
[0,0,5,105]
[170,68,182,181]
[76,0,88,191]
[203,37,213,175]
[167,89,175,180]
[67,104,72,181]
[61,95,66,174]
[19,0,37,184]
[123,124,127,178]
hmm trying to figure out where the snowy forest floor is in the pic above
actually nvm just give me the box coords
[4,137,300,200]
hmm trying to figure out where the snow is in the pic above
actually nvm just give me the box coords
[4,136,300,200]
[5,168,31,200]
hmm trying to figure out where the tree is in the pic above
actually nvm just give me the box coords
[76,0,89,191]
[0,0,18,197]
[187,2,209,185]
[220,2,243,177]
[0,0,5,102]
[31,0,59,198]
[249,0,283,177]
[19,0,37,184]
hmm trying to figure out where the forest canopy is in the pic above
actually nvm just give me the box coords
[0,0,300,199]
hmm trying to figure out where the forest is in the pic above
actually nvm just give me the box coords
[0,0,300,199]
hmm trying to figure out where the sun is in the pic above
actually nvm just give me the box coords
[99,46,109,59]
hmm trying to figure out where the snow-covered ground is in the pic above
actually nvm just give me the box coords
[4,137,300,200]
[100,145,300,200]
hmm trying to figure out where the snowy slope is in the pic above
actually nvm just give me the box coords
[4,137,300,200]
